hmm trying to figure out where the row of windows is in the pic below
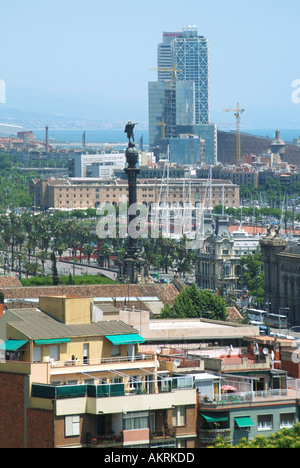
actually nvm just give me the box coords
[65,406,187,438]
[256,413,295,431]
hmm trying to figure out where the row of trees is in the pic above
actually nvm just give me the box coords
[0,209,197,280]
[0,154,36,208]
[0,211,95,278]
[240,178,300,207]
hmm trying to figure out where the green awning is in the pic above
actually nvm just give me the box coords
[235,417,254,428]
[0,339,28,351]
[201,414,228,423]
[34,338,71,346]
[105,334,145,345]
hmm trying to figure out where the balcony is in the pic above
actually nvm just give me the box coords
[31,378,197,416]
[85,428,177,448]
[199,387,298,407]
[49,354,154,368]
[199,428,231,445]
[86,432,123,448]
[32,376,194,401]
[150,428,176,446]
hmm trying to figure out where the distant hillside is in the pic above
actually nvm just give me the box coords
[0,86,148,129]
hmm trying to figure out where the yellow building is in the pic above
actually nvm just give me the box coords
[0,296,197,448]
[0,296,151,385]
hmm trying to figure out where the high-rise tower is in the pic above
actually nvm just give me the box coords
[158,26,209,125]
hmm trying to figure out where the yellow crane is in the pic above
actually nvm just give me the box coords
[157,118,166,139]
[224,102,245,163]
[149,64,183,80]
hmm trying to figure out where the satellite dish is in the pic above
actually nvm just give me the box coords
[174,358,181,367]
[155,346,162,354]
[263,348,268,355]
[254,349,259,355]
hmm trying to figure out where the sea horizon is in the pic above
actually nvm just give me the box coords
[31,127,300,146]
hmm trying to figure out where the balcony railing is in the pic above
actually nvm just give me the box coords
[32,376,194,400]
[86,432,123,448]
[85,429,177,448]
[199,388,294,406]
[199,428,231,444]
[50,354,153,368]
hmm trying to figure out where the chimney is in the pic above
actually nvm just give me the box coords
[45,126,49,153]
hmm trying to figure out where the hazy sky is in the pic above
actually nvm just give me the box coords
[1,0,300,117]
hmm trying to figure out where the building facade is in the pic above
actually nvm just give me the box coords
[149,26,210,155]
[172,26,209,125]
[68,153,126,178]
[196,217,260,291]
[30,177,240,211]
[260,232,300,326]
[0,296,197,448]
[148,80,195,148]
[157,27,209,125]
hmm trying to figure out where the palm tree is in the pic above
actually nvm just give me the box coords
[23,260,41,278]
[36,250,49,274]
[83,244,94,265]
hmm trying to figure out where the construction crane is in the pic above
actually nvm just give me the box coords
[224,102,244,164]
[157,118,166,139]
[149,64,183,80]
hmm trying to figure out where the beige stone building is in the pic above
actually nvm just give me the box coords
[260,231,300,326]
[30,177,239,211]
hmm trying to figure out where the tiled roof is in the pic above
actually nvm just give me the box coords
[0,276,21,288]
[1,284,179,304]
[226,307,243,322]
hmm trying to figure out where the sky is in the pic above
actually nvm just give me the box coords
[1,0,300,127]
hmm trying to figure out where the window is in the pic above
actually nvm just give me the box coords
[84,379,94,385]
[83,343,89,365]
[280,413,295,429]
[123,411,149,431]
[257,414,273,431]
[172,406,186,426]
[65,415,80,437]
[129,375,139,390]
[111,345,120,356]
[111,378,122,384]
[33,346,42,362]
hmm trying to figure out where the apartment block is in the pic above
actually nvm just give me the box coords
[154,338,300,447]
[0,295,197,448]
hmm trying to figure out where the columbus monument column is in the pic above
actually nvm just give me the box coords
[119,121,151,284]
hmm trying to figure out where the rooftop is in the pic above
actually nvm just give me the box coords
[4,307,139,341]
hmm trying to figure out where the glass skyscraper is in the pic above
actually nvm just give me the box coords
[148,26,214,163]
[158,26,210,125]
[148,80,195,148]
